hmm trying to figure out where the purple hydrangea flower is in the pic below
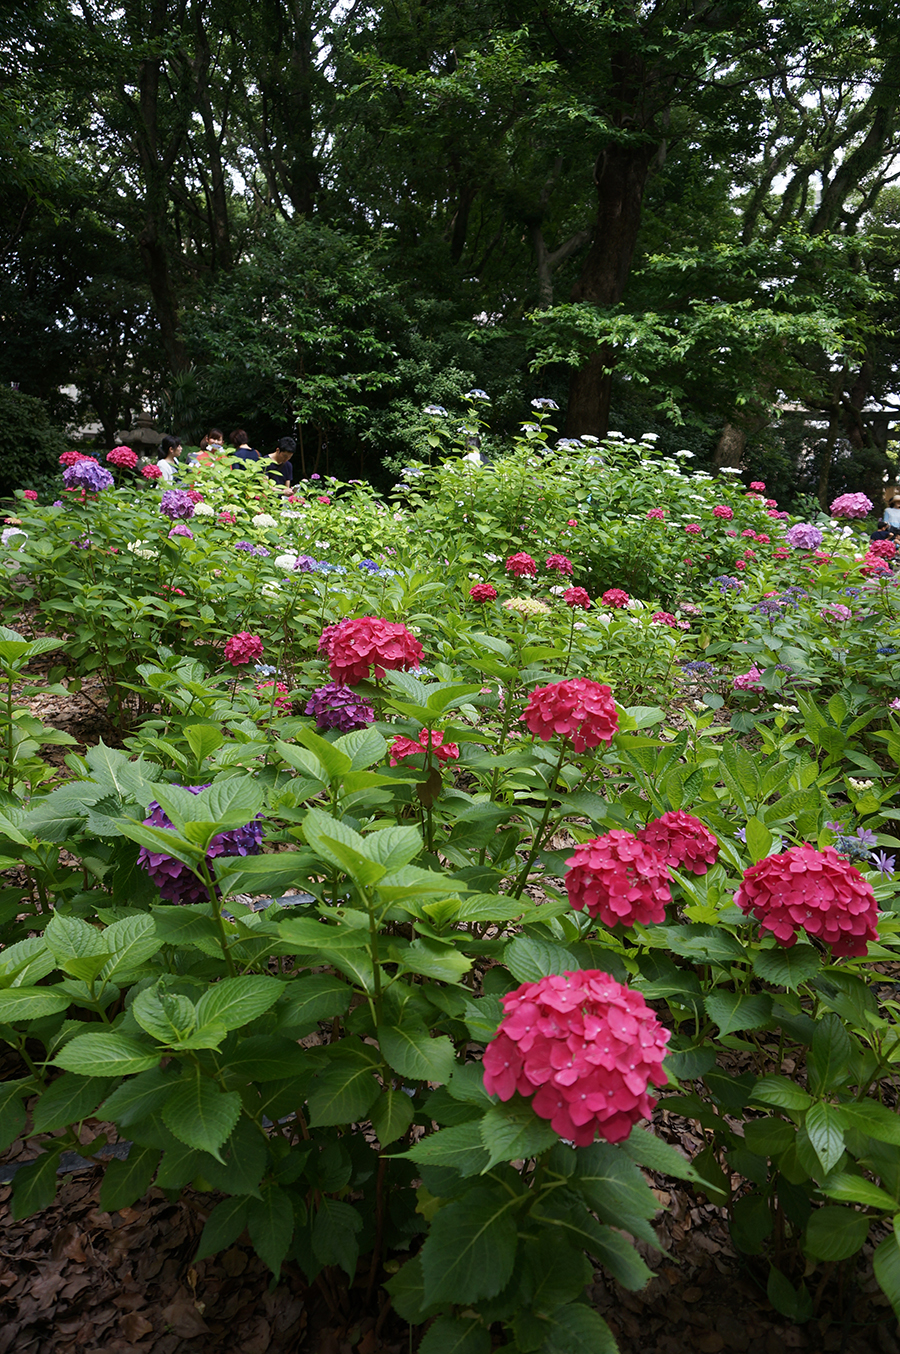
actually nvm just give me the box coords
[359,560,379,573]
[711,574,743,593]
[62,461,114,493]
[136,784,264,905]
[305,683,375,733]
[295,555,319,572]
[785,522,823,550]
[168,524,194,539]
[159,489,196,521]
[53,500,64,508]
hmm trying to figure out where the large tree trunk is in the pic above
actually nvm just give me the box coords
[565,141,659,436]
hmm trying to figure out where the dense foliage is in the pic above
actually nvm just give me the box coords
[2,430,900,1347]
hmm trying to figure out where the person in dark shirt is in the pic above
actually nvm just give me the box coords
[267,437,295,491]
[230,429,259,467]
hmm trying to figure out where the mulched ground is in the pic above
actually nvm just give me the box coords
[4,616,900,1351]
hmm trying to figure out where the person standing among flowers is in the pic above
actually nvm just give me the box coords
[156,435,182,484]
[230,429,259,468]
[266,436,295,491]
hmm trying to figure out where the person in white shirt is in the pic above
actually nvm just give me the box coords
[884,496,900,528]
[157,435,182,483]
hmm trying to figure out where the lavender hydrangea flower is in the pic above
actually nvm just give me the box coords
[62,460,114,493]
[305,683,375,732]
[785,522,823,550]
[359,560,379,573]
[168,524,193,539]
[294,555,319,572]
[159,489,196,521]
[136,784,264,905]
[711,574,743,593]
[680,660,715,675]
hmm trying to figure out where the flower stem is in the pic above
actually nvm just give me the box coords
[509,740,568,898]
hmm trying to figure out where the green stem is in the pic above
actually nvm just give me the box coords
[198,860,237,977]
[509,740,569,898]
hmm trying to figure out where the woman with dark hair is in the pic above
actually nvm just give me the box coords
[230,430,259,467]
[157,434,182,484]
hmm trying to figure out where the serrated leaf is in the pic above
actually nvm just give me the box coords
[620,1125,703,1183]
[213,851,310,897]
[44,913,109,961]
[752,945,820,990]
[804,1205,869,1261]
[195,1195,250,1262]
[99,914,162,981]
[0,1080,29,1151]
[306,1060,380,1127]
[371,1087,415,1146]
[402,1121,490,1176]
[99,1144,161,1212]
[276,974,352,1032]
[805,1102,845,1174]
[704,991,772,1035]
[837,1101,900,1145]
[161,1069,242,1161]
[480,1096,558,1169]
[418,1316,491,1354]
[532,1195,654,1291]
[571,1141,659,1245]
[821,1172,899,1210]
[504,935,577,984]
[312,1196,362,1279]
[100,1065,180,1127]
[247,1182,294,1275]
[194,975,283,1031]
[420,1183,519,1305]
[54,1032,160,1076]
[874,1229,900,1322]
[397,937,472,982]
[31,1073,113,1134]
[378,1024,455,1083]
[750,1076,811,1112]
[0,987,71,1021]
[11,1149,61,1220]
[539,1302,617,1354]
[132,986,197,1043]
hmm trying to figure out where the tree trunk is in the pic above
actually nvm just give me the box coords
[714,423,746,471]
[565,141,659,436]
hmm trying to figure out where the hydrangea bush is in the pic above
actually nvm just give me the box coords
[0,422,899,1344]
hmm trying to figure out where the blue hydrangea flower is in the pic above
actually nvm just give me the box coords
[465,389,490,402]
[531,398,559,411]
[424,404,448,417]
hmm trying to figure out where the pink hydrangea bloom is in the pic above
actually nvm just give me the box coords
[566,830,671,927]
[522,678,618,752]
[327,616,423,685]
[506,552,538,578]
[482,970,670,1145]
[830,492,873,520]
[868,539,896,561]
[22,490,37,502]
[564,586,591,610]
[646,508,666,520]
[545,553,574,575]
[256,680,292,712]
[684,523,702,535]
[650,611,679,628]
[756,533,770,544]
[861,555,891,577]
[638,811,719,875]
[218,510,236,524]
[741,529,757,538]
[224,631,264,665]
[59,450,91,467]
[141,463,163,480]
[601,588,630,608]
[726,529,738,537]
[735,844,878,958]
[749,481,765,491]
[470,583,498,603]
[713,505,734,520]
[388,728,459,765]
[107,446,138,470]
[821,603,852,623]
[733,665,763,691]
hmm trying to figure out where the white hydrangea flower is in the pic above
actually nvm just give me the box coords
[252,513,277,528]
[719,466,742,475]
[191,502,214,516]
[1,527,26,547]
[625,598,645,611]
[641,433,659,442]
[274,553,299,571]
[126,539,158,559]
[261,582,282,600]
[848,777,874,792]
[676,450,695,458]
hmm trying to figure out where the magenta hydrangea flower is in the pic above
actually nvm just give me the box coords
[735,844,879,957]
[646,508,666,520]
[638,811,719,875]
[545,553,574,575]
[482,970,670,1145]
[713,505,734,520]
[565,830,671,927]
[304,683,375,732]
[107,446,138,470]
[506,552,538,578]
[564,586,591,610]
[137,784,264,905]
[830,492,873,520]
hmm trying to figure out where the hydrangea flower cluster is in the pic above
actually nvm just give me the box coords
[482,971,670,1145]
[830,492,873,519]
[224,631,264,665]
[159,489,196,521]
[785,523,823,550]
[638,811,719,875]
[305,683,375,732]
[712,575,742,593]
[650,611,689,630]
[324,616,423,685]
[469,583,497,603]
[821,603,853,623]
[646,508,666,520]
[22,490,37,502]
[137,784,264,905]
[733,666,764,691]
[389,728,460,765]
[506,552,538,578]
[861,554,891,578]
[749,481,766,491]
[713,505,734,520]
[141,464,163,480]
[735,844,879,957]
[564,586,591,609]
[565,830,671,926]
[601,588,629,608]
[684,523,702,535]
[62,460,114,493]
[256,680,292,712]
[522,678,618,753]
[59,450,92,468]
[503,597,550,616]
[168,524,193,539]
[545,553,574,575]
[868,539,897,561]
[107,446,138,470]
